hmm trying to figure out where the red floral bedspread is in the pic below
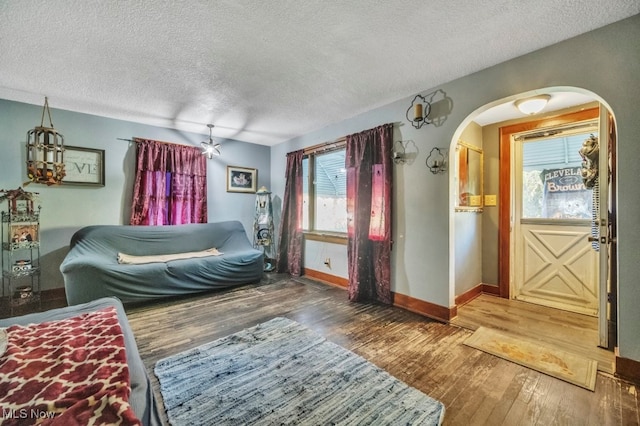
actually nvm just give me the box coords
[0,307,141,425]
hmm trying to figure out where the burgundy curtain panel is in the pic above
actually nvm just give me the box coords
[276,149,304,276]
[169,144,208,224]
[346,123,393,304]
[130,139,207,225]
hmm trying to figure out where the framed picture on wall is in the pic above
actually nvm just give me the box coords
[226,166,257,193]
[63,146,105,186]
[10,223,39,245]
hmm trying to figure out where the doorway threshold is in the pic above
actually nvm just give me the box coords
[450,294,614,374]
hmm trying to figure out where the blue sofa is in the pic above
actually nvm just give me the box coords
[60,220,264,305]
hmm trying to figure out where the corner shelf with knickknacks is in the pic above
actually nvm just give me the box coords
[0,188,42,316]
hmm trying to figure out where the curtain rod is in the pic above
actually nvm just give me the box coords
[301,122,401,155]
[302,137,346,155]
[117,137,191,147]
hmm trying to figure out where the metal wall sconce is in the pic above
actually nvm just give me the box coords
[406,94,431,129]
[426,147,447,174]
[26,97,65,185]
[393,140,419,165]
[392,141,406,164]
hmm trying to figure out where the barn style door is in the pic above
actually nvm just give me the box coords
[512,120,600,316]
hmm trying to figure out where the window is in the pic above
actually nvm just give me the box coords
[302,147,347,233]
[520,126,597,220]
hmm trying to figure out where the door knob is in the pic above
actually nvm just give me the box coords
[588,236,615,244]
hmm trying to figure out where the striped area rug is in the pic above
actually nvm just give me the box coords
[154,317,445,425]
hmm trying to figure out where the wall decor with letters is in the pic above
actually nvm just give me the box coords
[63,146,105,186]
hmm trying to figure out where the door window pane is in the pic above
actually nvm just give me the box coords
[521,132,596,219]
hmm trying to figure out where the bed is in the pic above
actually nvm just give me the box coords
[0,297,161,425]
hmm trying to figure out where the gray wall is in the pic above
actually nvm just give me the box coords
[270,99,452,307]
[0,99,270,290]
[270,15,640,361]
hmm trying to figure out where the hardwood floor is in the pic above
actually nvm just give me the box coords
[450,293,615,374]
[125,275,640,426]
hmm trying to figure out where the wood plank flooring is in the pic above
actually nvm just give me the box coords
[450,293,615,374]
[125,275,639,426]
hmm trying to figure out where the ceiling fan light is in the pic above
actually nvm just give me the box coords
[515,95,551,115]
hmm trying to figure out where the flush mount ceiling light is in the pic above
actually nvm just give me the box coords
[514,94,551,115]
[200,124,221,159]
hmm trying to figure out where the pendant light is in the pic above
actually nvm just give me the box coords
[201,124,221,159]
[26,97,66,185]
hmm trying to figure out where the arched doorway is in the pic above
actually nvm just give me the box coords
[449,87,617,369]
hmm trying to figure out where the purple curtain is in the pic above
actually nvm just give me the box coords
[130,139,207,225]
[169,144,208,224]
[276,149,304,276]
[346,123,393,304]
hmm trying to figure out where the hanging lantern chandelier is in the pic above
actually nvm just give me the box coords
[26,97,65,185]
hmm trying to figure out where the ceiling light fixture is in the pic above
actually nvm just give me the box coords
[200,124,221,158]
[514,94,551,115]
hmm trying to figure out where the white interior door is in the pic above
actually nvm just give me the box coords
[512,121,600,316]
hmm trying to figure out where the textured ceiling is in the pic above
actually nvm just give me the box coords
[0,1,638,146]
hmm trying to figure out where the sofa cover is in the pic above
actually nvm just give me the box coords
[0,297,162,425]
[60,220,264,305]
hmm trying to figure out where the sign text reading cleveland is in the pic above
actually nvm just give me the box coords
[543,167,586,193]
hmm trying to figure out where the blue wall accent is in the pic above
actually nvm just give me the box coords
[0,99,270,290]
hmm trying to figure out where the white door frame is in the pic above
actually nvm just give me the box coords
[597,106,611,348]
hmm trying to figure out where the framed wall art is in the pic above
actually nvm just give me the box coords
[10,222,39,245]
[64,146,105,186]
[226,166,257,193]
